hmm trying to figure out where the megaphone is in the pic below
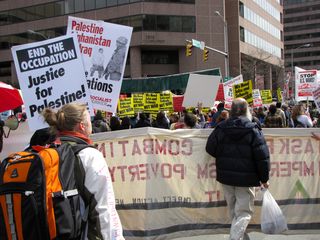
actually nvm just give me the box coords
[3,115,19,138]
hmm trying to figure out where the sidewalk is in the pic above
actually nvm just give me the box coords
[174,230,320,240]
[173,231,320,240]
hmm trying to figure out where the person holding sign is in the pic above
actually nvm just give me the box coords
[205,98,270,240]
[42,103,124,240]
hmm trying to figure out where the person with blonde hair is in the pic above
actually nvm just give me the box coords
[291,104,313,128]
[42,103,124,240]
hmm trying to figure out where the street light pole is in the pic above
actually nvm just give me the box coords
[27,29,48,40]
[215,10,229,79]
[290,43,311,98]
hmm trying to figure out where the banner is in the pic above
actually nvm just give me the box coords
[11,35,93,131]
[295,69,318,102]
[67,16,133,113]
[232,80,253,104]
[223,74,243,109]
[260,90,273,104]
[92,128,320,240]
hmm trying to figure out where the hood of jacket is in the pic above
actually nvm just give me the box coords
[215,116,259,141]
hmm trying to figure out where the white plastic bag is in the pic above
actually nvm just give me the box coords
[261,189,288,234]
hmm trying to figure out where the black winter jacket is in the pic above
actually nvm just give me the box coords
[205,116,270,187]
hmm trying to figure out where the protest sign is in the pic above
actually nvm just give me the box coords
[252,89,263,108]
[144,93,160,115]
[159,92,173,111]
[277,87,283,103]
[232,80,253,104]
[11,35,93,131]
[312,86,320,112]
[132,93,144,113]
[118,97,134,118]
[183,74,220,107]
[223,74,243,109]
[295,69,318,102]
[67,16,133,113]
[260,90,273,104]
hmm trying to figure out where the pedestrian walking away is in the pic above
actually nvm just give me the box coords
[205,98,270,240]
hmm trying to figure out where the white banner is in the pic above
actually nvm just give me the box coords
[92,128,320,240]
[11,35,93,131]
[67,16,133,113]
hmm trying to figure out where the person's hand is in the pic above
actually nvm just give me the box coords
[261,181,269,189]
[311,132,320,141]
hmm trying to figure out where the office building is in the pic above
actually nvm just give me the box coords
[0,0,283,94]
[283,0,320,93]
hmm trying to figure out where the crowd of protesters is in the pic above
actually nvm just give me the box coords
[91,101,320,133]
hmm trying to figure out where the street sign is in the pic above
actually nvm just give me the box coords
[192,39,205,50]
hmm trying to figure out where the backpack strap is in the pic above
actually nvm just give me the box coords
[59,136,95,240]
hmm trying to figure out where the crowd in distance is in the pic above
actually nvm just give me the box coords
[92,101,319,133]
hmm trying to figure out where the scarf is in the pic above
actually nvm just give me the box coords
[58,131,93,145]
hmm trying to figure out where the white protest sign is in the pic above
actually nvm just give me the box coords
[182,74,220,107]
[11,35,93,131]
[312,85,320,112]
[252,89,263,108]
[223,74,243,109]
[295,69,318,102]
[67,16,133,113]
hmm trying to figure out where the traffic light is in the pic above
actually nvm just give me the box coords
[186,43,193,57]
[203,48,209,62]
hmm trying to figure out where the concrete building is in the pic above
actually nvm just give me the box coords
[283,0,320,93]
[0,0,283,93]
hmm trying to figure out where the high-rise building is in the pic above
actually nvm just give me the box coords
[0,0,283,94]
[229,0,284,91]
[283,0,320,93]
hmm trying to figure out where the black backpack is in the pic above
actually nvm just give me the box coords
[0,136,91,240]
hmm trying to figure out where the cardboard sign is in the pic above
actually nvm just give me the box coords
[252,89,263,108]
[232,80,253,104]
[223,74,243,109]
[11,35,93,131]
[183,74,220,107]
[295,69,318,101]
[67,16,133,113]
[118,97,134,118]
[260,90,273,104]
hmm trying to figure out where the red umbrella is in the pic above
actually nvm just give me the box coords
[0,81,23,113]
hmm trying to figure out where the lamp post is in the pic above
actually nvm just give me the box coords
[290,43,311,97]
[27,29,48,40]
[215,10,229,79]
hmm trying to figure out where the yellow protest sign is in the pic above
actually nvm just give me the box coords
[132,93,144,113]
[118,97,134,118]
[144,93,160,114]
[232,80,253,103]
[159,93,173,111]
[277,87,283,102]
[260,90,273,104]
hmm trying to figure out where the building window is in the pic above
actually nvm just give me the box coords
[141,50,179,64]
[239,2,244,17]
[240,26,245,42]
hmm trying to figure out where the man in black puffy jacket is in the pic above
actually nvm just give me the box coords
[206,98,270,240]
